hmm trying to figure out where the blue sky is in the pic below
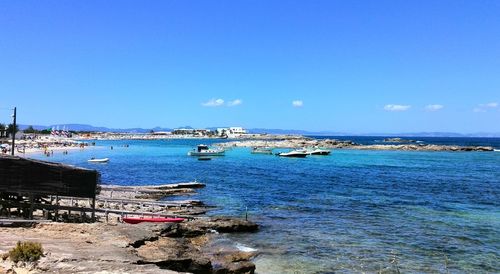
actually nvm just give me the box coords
[0,0,499,133]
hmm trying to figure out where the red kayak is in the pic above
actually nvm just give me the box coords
[123,217,185,224]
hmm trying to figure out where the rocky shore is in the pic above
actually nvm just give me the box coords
[217,138,494,152]
[0,183,259,274]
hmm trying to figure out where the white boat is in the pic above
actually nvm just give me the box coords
[277,149,308,158]
[188,144,225,156]
[307,148,331,155]
[251,147,273,154]
[88,158,109,163]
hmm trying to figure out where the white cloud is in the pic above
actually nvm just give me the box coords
[473,102,498,112]
[425,104,444,111]
[483,102,498,108]
[292,100,303,107]
[384,104,411,111]
[227,99,242,107]
[202,98,224,107]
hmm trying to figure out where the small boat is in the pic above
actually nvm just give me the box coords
[88,158,109,163]
[277,149,308,158]
[123,216,185,224]
[307,148,331,155]
[251,147,273,154]
[188,144,225,156]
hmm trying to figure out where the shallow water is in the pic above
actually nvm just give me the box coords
[28,138,500,273]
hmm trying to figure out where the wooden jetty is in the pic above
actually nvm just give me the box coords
[0,155,99,221]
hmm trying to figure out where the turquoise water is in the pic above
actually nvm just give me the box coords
[28,139,500,273]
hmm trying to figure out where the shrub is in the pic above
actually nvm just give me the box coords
[8,241,44,263]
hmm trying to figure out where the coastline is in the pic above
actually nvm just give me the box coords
[20,145,97,155]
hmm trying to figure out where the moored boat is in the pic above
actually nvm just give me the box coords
[277,149,308,158]
[251,147,273,154]
[188,144,225,156]
[307,148,331,155]
[88,158,109,163]
[123,216,185,224]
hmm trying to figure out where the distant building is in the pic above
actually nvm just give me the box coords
[216,127,247,138]
[229,127,246,135]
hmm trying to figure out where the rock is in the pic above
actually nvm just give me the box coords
[221,251,256,262]
[213,260,256,274]
[113,222,176,247]
[209,250,257,274]
[383,138,416,143]
[179,218,259,235]
[159,218,258,238]
[136,237,213,274]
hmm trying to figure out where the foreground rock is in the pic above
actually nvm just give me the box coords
[0,223,172,273]
[134,218,258,273]
[0,217,259,274]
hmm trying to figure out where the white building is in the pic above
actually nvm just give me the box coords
[229,127,246,135]
[216,127,247,138]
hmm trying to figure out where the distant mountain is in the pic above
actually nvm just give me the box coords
[16,124,500,137]
[357,132,500,138]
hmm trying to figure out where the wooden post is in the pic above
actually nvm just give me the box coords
[68,197,74,216]
[29,194,34,219]
[91,197,96,221]
[55,195,59,221]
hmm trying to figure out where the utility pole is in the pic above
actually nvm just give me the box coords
[11,107,16,156]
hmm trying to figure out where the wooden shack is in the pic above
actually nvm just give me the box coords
[0,155,100,221]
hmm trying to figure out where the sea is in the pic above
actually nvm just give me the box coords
[28,136,500,273]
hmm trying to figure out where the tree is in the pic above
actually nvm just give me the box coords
[6,123,19,138]
[24,125,36,134]
[0,123,5,138]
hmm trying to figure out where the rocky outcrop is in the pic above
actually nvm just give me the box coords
[158,218,259,238]
[136,237,213,273]
[0,217,259,274]
[211,251,257,274]
[383,137,416,143]
[217,138,494,152]
[181,218,259,234]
